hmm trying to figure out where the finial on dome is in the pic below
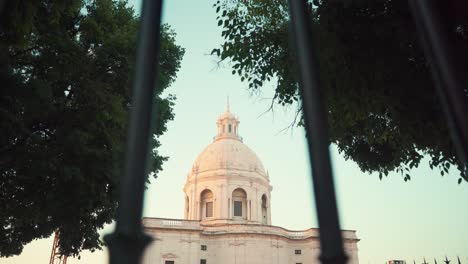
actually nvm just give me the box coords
[226,96,230,112]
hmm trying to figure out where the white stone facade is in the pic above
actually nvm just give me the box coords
[142,218,359,264]
[142,105,359,264]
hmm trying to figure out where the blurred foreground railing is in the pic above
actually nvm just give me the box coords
[103,0,163,264]
[287,1,347,264]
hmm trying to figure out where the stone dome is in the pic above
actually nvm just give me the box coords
[183,101,272,225]
[192,138,267,177]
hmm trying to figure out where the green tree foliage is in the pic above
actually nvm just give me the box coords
[0,0,184,257]
[212,0,468,183]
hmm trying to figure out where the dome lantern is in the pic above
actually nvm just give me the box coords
[215,98,241,142]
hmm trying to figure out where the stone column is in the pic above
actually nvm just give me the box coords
[268,193,272,225]
[222,182,228,218]
[253,186,259,223]
[246,199,250,220]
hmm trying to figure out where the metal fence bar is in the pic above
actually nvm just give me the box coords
[0,0,5,16]
[287,1,347,264]
[409,0,468,170]
[104,0,164,263]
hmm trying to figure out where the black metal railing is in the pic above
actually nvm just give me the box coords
[103,1,163,263]
[105,1,468,264]
[287,1,347,264]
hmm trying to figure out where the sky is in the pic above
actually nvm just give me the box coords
[4,1,468,264]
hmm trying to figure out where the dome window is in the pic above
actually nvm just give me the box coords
[200,189,214,220]
[234,201,242,216]
[262,194,268,224]
[232,188,247,219]
[206,202,213,217]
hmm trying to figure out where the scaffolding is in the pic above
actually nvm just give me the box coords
[49,232,68,264]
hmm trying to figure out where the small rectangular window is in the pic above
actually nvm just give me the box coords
[234,201,242,216]
[201,245,207,251]
[295,249,302,255]
[206,202,213,217]
[228,124,232,132]
[165,261,175,264]
[200,259,207,264]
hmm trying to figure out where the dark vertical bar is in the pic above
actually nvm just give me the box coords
[409,0,468,171]
[104,0,163,264]
[0,0,5,16]
[287,1,347,264]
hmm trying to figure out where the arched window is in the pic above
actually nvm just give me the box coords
[200,189,214,219]
[232,188,247,219]
[261,194,268,224]
[228,124,232,133]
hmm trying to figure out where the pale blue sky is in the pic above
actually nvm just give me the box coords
[5,1,468,264]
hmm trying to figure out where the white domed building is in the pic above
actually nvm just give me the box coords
[142,105,359,264]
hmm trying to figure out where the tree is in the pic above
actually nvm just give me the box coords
[211,0,468,183]
[0,0,184,257]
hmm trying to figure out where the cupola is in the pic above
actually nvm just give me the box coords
[215,98,241,141]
